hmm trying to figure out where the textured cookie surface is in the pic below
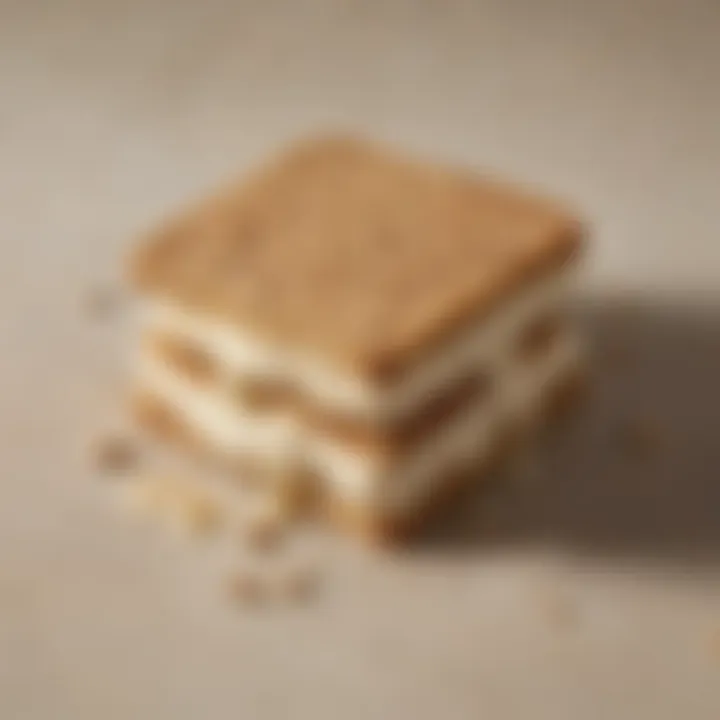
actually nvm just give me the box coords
[130,135,582,380]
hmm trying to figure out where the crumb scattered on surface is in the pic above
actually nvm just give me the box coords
[244,510,285,553]
[175,493,222,536]
[123,478,153,513]
[123,474,222,536]
[274,473,319,521]
[123,475,178,515]
[227,571,265,607]
[95,436,138,473]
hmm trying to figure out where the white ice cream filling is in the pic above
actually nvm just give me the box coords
[144,267,576,424]
[139,329,582,514]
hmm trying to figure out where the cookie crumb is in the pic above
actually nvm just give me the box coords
[94,436,138,474]
[177,493,222,536]
[123,476,165,514]
[123,474,222,537]
[244,510,285,553]
[275,468,322,521]
[227,572,265,607]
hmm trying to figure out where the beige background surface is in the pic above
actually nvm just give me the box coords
[1,1,719,718]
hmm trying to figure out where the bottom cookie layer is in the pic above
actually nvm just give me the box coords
[131,368,587,545]
[321,367,587,545]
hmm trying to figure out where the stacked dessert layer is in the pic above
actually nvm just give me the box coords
[129,135,585,537]
[137,265,581,523]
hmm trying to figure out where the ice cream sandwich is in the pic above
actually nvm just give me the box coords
[128,135,585,542]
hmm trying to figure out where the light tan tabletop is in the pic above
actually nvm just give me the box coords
[1,1,719,718]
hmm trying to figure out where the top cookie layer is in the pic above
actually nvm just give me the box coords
[130,135,583,381]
